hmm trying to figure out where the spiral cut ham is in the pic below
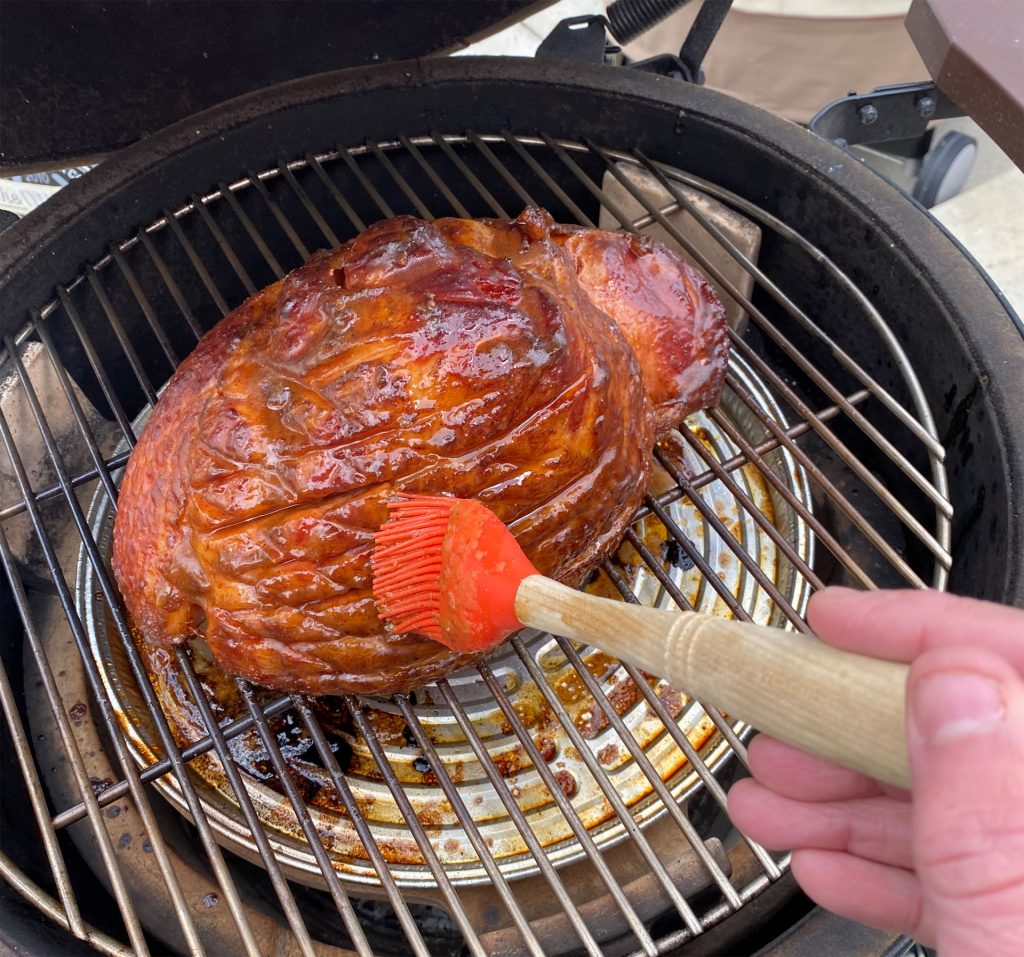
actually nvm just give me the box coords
[112,208,728,695]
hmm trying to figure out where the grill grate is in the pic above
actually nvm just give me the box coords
[0,133,951,956]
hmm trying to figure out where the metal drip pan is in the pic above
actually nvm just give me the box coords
[78,350,813,892]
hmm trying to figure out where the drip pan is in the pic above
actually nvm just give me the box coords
[78,350,813,891]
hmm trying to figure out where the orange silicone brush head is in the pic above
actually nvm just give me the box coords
[373,494,539,654]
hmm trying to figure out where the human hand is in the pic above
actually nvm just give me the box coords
[728,587,1024,955]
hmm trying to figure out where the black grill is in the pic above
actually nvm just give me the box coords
[2,58,1021,957]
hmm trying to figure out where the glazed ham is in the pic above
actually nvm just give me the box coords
[112,209,727,695]
[551,225,729,433]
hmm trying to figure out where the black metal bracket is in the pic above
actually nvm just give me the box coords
[535,15,613,63]
[537,0,732,82]
[809,81,963,149]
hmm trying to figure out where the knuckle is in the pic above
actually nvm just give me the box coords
[920,828,1024,904]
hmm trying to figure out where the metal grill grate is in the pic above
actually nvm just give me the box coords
[0,133,951,956]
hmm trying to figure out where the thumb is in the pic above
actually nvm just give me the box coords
[907,645,1024,956]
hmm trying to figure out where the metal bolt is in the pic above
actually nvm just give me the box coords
[858,104,879,126]
[916,95,937,118]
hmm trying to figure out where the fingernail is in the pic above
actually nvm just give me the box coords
[911,671,1006,744]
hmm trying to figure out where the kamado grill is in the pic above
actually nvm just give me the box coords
[2,4,1023,956]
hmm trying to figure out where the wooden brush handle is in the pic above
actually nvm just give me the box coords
[516,576,910,790]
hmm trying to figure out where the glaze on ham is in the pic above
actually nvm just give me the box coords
[112,209,727,695]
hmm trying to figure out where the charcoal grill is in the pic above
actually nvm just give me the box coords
[1,57,1022,957]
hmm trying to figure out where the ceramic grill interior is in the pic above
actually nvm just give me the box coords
[1,60,1022,957]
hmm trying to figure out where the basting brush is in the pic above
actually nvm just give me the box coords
[374,494,911,789]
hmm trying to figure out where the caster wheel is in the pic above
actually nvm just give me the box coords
[913,130,977,208]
